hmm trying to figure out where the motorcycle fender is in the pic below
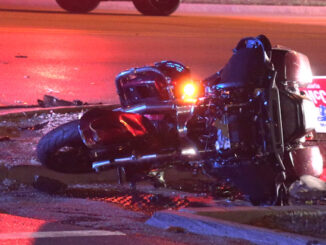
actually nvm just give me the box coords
[79,108,156,148]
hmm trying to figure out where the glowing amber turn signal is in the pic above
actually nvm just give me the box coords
[183,83,196,97]
[181,81,199,103]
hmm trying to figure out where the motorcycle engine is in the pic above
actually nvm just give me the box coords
[187,87,272,157]
[187,37,277,158]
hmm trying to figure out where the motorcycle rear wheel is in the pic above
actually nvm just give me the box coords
[37,120,92,173]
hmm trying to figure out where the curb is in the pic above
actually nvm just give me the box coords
[179,3,326,16]
[0,165,120,187]
[102,2,326,16]
[0,103,119,119]
[146,207,326,245]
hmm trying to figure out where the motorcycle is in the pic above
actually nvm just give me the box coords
[37,35,324,205]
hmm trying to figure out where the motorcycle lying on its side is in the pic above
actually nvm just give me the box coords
[37,35,324,205]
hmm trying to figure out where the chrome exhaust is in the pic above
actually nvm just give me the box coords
[92,152,177,172]
[92,147,199,172]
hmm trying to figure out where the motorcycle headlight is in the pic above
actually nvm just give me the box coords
[302,98,318,132]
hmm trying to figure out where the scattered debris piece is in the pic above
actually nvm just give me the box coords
[46,88,60,94]
[166,226,186,233]
[1,178,21,191]
[0,127,20,138]
[19,121,49,131]
[15,55,28,59]
[37,95,84,108]
[33,175,67,195]
[289,175,326,203]
[30,159,40,165]
[0,136,10,142]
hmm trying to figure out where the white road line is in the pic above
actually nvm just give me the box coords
[0,230,126,239]
[313,76,326,79]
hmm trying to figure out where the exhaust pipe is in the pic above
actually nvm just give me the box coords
[115,103,175,114]
[92,152,177,172]
[92,147,199,172]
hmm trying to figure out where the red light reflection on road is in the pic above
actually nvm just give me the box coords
[0,28,123,105]
[0,213,46,244]
[0,213,46,233]
[320,168,326,182]
[94,193,215,215]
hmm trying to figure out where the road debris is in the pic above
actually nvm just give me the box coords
[37,95,84,108]
[289,175,326,204]
[15,55,28,59]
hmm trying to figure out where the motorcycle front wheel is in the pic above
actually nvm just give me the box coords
[56,0,100,13]
[37,120,93,173]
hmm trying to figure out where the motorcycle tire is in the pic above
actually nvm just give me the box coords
[56,0,100,13]
[132,0,180,16]
[37,120,92,173]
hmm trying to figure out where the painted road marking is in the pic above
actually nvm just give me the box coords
[0,230,126,239]
[313,76,326,79]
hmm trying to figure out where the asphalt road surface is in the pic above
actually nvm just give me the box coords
[0,185,253,245]
[0,1,326,107]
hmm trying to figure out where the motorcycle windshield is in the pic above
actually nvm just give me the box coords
[219,48,269,88]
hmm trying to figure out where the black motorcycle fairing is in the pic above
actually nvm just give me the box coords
[154,60,191,83]
[233,35,272,55]
[115,67,170,107]
[212,36,274,90]
[219,47,272,89]
[79,108,158,150]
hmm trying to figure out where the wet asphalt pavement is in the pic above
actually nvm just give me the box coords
[0,184,257,245]
[0,107,325,244]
